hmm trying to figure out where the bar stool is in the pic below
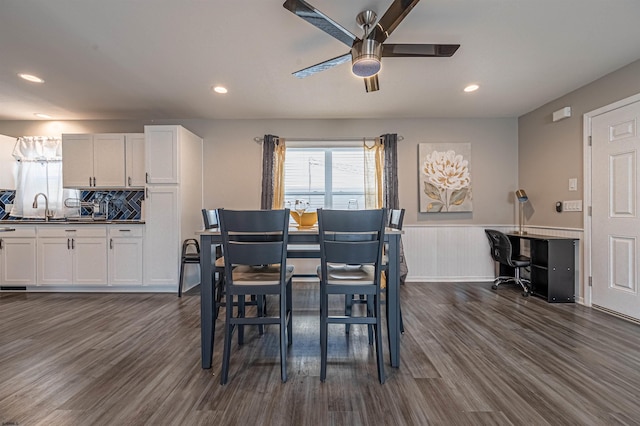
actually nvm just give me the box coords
[178,238,200,297]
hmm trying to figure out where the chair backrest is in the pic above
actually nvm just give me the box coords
[218,209,290,284]
[388,208,405,230]
[202,209,220,230]
[317,208,386,272]
[484,229,515,267]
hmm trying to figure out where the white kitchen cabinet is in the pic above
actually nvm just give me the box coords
[143,185,179,285]
[143,125,203,291]
[62,133,125,187]
[144,126,179,184]
[37,226,108,286]
[108,225,143,285]
[0,226,36,286]
[125,133,145,187]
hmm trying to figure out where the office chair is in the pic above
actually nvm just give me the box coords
[484,229,531,297]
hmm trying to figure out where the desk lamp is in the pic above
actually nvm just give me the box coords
[515,189,528,235]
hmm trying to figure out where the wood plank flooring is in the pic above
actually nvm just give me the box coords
[2,282,640,425]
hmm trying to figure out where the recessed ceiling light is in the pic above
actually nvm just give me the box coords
[213,86,228,94]
[464,84,479,93]
[19,73,45,83]
[34,113,52,119]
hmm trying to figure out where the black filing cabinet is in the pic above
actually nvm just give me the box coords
[508,234,577,303]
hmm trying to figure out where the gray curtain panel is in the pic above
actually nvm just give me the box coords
[381,133,407,283]
[260,134,278,210]
[382,133,399,210]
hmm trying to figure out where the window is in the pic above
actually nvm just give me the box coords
[284,146,365,210]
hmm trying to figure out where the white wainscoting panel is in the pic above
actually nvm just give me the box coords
[403,225,584,290]
[403,225,513,282]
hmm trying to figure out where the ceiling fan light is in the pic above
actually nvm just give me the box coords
[351,39,382,77]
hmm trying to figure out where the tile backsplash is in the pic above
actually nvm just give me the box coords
[0,189,143,220]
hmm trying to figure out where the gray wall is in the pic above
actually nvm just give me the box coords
[518,59,640,229]
[0,117,518,226]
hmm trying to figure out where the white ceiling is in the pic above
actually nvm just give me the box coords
[1,0,640,121]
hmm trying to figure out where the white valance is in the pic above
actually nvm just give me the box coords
[12,136,62,162]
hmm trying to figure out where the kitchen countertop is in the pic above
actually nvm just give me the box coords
[0,219,145,225]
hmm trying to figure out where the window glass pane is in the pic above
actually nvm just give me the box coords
[284,146,365,210]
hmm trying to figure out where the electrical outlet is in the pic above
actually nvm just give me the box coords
[563,200,583,212]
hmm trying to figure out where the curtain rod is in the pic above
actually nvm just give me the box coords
[253,135,403,144]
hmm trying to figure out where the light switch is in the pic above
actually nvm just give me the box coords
[569,178,577,191]
[563,200,583,211]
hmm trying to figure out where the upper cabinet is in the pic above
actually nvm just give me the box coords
[124,133,145,187]
[144,126,179,184]
[62,133,145,188]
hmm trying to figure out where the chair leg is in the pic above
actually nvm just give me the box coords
[366,297,374,345]
[280,286,288,383]
[220,291,234,385]
[320,286,328,382]
[286,278,293,346]
[237,295,245,345]
[399,302,405,334]
[178,260,185,297]
[374,294,385,384]
[345,294,353,334]
[257,295,265,335]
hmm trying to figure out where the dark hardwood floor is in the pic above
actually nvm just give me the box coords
[2,282,640,426]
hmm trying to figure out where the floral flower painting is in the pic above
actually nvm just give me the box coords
[419,143,472,213]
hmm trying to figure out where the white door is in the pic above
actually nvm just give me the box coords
[591,99,640,320]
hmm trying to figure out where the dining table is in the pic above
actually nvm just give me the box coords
[197,224,403,369]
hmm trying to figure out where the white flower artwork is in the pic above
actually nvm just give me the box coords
[418,143,473,213]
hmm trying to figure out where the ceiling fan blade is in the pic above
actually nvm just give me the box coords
[283,0,357,47]
[364,75,380,92]
[292,52,352,78]
[369,0,421,44]
[382,43,460,57]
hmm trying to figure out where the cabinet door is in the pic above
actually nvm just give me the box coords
[73,237,108,285]
[37,237,73,285]
[143,185,179,285]
[145,126,178,184]
[109,236,143,285]
[93,134,125,187]
[0,237,36,285]
[125,134,146,187]
[62,134,94,187]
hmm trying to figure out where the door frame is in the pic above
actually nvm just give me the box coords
[583,92,640,307]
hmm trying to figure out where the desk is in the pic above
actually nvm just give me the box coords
[197,226,403,369]
[507,233,577,303]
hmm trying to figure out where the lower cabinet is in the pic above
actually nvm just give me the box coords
[108,225,143,285]
[0,226,37,286]
[37,226,108,286]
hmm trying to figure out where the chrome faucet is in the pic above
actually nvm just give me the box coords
[32,193,53,221]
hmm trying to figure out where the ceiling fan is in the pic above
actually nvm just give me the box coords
[283,0,460,92]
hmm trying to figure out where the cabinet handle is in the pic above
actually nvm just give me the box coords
[145,172,149,183]
[0,238,3,249]
[119,229,131,232]
[128,176,132,186]
[67,238,70,249]
[110,238,113,249]
[89,177,92,186]
[145,188,148,199]
[93,177,96,186]
[72,238,75,250]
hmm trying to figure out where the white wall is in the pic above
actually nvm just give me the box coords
[0,134,17,189]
